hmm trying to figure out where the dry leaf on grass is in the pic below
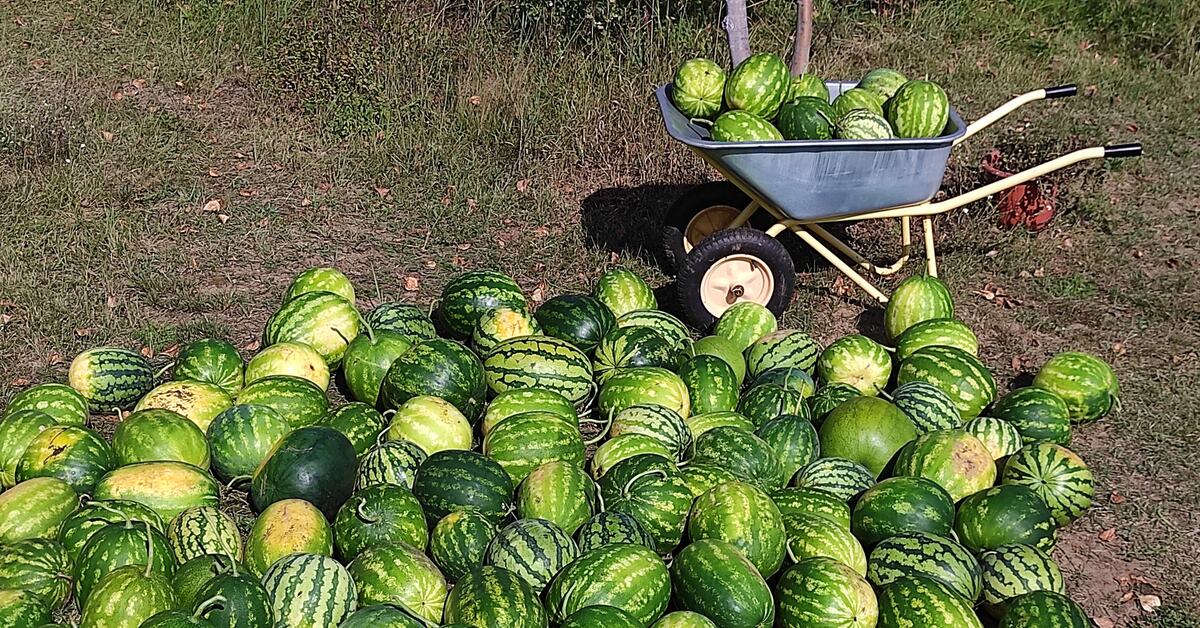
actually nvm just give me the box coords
[1138,595,1161,613]
[403,276,421,292]
[241,339,261,352]
[75,327,94,337]
[1098,528,1117,542]
[201,199,221,213]
[10,378,31,387]
[1110,492,1127,504]
[516,179,530,194]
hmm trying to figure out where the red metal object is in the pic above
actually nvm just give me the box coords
[982,149,1059,231]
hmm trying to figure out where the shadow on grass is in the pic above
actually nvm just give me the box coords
[579,184,689,268]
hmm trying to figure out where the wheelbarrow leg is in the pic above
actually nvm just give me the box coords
[923,217,938,277]
[778,224,891,304]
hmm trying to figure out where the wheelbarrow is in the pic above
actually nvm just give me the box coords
[655,81,1142,329]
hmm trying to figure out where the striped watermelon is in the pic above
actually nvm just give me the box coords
[818,396,917,478]
[348,542,447,622]
[776,556,878,628]
[679,355,739,415]
[562,605,641,628]
[955,485,1057,553]
[1001,442,1093,526]
[385,395,472,455]
[134,380,233,432]
[691,335,747,383]
[68,347,154,412]
[610,404,691,459]
[891,381,962,433]
[595,269,657,317]
[892,430,995,502]
[859,68,909,99]
[0,538,72,609]
[832,87,886,118]
[852,477,955,547]
[3,383,88,426]
[884,275,954,340]
[472,307,541,354]
[788,73,829,101]
[484,336,594,407]
[245,499,334,576]
[318,402,386,456]
[342,330,413,405]
[756,414,819,481]
[516,461,595,535]
[206,404,291,482]
[379,338,486,420]
[534,294,617,354]
[1033,352,1119,423]
[992,387,1072,445]
[546,543,671,625]
[261,553,357,627]
[236,375,328,428]
[724,52,789,118]
[113,408,209,468]
[680,463,743,498]
[738,384,805,428]
[793,458,876,503]
[686,411,755,444]
[166,505,242,563]
[598,367,690,419]
[597,454,692,550]
[867,531,982,601]
[979,544,1065,617]
[887,80,950,138]
[80,564,176,628]
[752,367,816,399]
[746,330,820,378]
[895,318,978,361]
[670,539,774,628]
[443,565,548,628]
[284,267,355,303]
[593,326,678,384]
[429,511,496,582]
[692,426,785,490]
[714,301,778,352]
[0,587,50,626]
[172,339,244,397]
[770,487,851,529]
[263,290,361,366]
[711,110,783,142]
[245,342,330,390]
[481,387,578,436]
[485,518,577,592]
[93,461,219,522]
[439,270,527,339]
[999,590,1091,627]
[333,484,428,560]
[809,383,861,423]
[897,345,996,420]
[365,303,438,341]
[484,411,585,483]
[57,499,164,562]
[575,511,655,554]
[835,110,893,139]
[688,480,787,577]
[670,58,726,120]
[357,439,427,490]
[0,410,55,488]
[617,310,691,353]
[778,97,836,140]
[593,435,668,486]
[193,571,274,627]
[412,450,513,523]
[817,335,892,396]
[876,575,982,628]
[251,426,356,520]
[16,425,114,493]
[75,521,174,604]
[964,416,1023,460]
[334,604,425,627]
[783,512,868,575]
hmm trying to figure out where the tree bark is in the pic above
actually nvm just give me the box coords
[724,0,751,67]
[790,0,813,76]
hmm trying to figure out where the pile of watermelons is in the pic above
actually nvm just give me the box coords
[0,265,1118,627]
[670,53,951,142]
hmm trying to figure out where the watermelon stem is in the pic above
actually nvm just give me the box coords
[90,499,134,526]
[202,508,241,577]
[154,362,175,379]
[354,496,379,524]
[622,469,668,499]
[592,478,606,513]
[193,594,227,619]
[785,539,798,564]
[224,475,252,491]
[142,520,154,578]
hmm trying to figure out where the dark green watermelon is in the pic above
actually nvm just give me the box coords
[250,426,357,520]
[378,338,486,420]
[534,294,616,353]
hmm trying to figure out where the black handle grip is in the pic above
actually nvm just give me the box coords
[1105,143,1143,158]
[1044,84,1078,98]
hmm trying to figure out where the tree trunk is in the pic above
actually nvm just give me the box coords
[724,0,751,67]
[790,0,813,76]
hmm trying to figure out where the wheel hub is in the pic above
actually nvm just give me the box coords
[699,254,775,317]
[683,205,742,253]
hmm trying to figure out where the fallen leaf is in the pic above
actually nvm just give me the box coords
[531,281,548,304]
[201,199,221,213]
[1110,492,1127,504]
[1126,123,1139,133]
[10,378,31,387]
[100,130,114,142]
[106,295,118,309]
[1098,528,1117,542]
[466,198,478,209]
[30,57,47,69]
[217,213,231,224]
[1094,618,1115,628]
[1034,267,1045,277]
[1138,595,1161,613]
[457,243,471,251]
[300,198,312,207]
[1120,591,1135,603]
[403,276,420,291]
[131,78,147,90]
[161,344,180,358]
[139,346,153,359]
[174,80,184,88]
[374,186,390,198]
[75,327,94,337]
[0,314,11,326]
[1084,84,1098,97]
[241,339,261,352]
[237,188,255,197]
[533,226,550,237]
[207,168,220,177]
[467,95,481,106]
[515,179,530,194]
[422,260,437,270]
[46,351,63,365]
[1112,341,1127,355]
[610,252,620,264]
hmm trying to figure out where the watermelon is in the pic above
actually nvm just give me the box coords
[788,73,829,101]
[135,609,211,627]
[598,366,690,419]
[679,356,738,415]
[167,505,241,563]
[746,330,820,378]
[481,387,578,436]
[724,52,789,118]
[0,538,72,609]
[516,460,595,535]
[891,381,962,433]
[347,542,447,622]
[80,564,176,628]
[385,395,472,455]
[1001,442,1094,526]
[738,384,805,428]
[338,604,425,628]
[484,411,585,483]
[595,269,657,317]
[892,430,995,502]
[0,410,55,488]
[206,404,291,482]
[979,544,1065,617]
[680,463,743,498]
[113,408,209,468]
[57,498,164,562]
[793,458,875,503]
[357,439,427,490]
[836,109,893,139]
[593,326,677,384]
[412,450,513,523]
[964,416,1022,460]
[75,521,174,604]
[364,302,438,341]
[670,539,774,627]
[245,342,330,390]
[884,275,954,340]
[318,402,385,456]
[609,404,691,460]
[443,565,547,628]
[429,511,496,582]
[2,383,88,426]
[575,511,655,553]
[192,571,274,627]
[93,461,219,521]
[134,380,233,432]
[483,336,594,408]
[16,425,114,493]
[592,434,672,480]
[992,387,1072,445]
[438,270,527,339]
[534,294,616,353]
[251,426,355,520]
[691,426,785,490]
[262,290,361,366]
[670,58,726,119]
[783,512,868,574]
[756,413,819,480]
[818,396,917,478]
[714,302,777,352]
[691,335,747,383]
[852,477,955,547]
[887,80,950,138]
[334,484,427,560]
[485,518,577,592]
[809,383,861,422]
[832,87,886,118]
[472,307,541,354]
[817,335,892,396]
[770,487,852,529]
[172,339,244,397]
[776,557,879,628]
[859,68,909,99]
[0,587,50,626]
[867,531,982,601]
[777,97,836,140]
[236,375,328,428]
[597,454,692,551]
[170,553,237,607]
[342,330,413,405]
[379,338,486,420]
[284,267,355,303]
[876,575,982,628]
[260,553,357,627]
[999,590,1091,627]
[752,367,816,399]
[688,480,787,577]
[711,110,783,142]
[898,346,996,420]
[955,485,1057,553]
[894,318,978,362]
[1033,352,1119,423]
[686,411,755,444]
[617,310,691,353]
[68,347,155,413]
[562,605,641,628]
[546,543,671,625]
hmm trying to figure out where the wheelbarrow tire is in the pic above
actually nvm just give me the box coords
[661,181,776,273]
[675,227,795,331]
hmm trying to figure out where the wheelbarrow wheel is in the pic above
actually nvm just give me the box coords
[661,181,774,272]
[675,228,795,331]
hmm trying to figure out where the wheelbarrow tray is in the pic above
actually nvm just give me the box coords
[656,82,968,221]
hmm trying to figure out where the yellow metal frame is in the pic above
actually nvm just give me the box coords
[693,87,1109,303]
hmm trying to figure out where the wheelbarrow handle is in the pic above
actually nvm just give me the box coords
[1105,143,1143,158]
[1043,84,1078,99]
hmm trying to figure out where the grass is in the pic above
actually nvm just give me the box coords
[1,0,1198,623]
